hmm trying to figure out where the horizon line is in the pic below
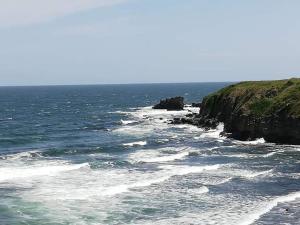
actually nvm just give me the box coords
[1,77,298,87]
[0,80,239,88]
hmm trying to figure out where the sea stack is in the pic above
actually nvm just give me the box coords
[153,96,184,110]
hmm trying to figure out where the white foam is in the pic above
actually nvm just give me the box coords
[242,169,273,179]
[4,150,42,160]
[200,123,225,139]
[188,186,209,195]
[141,151,189,163]
[0,163,89,182]
[262,152,277,158]
[30,163,220,201]
[100,176,170,196]
[120,119,137,125]
[123,141,147,147]
[235,138,266,145]
[101,165,219,197]
[156,138,169,143]
[159,164,221,176]
[239,191,300,225]
[114,105,202,137]
[120,105,199,122]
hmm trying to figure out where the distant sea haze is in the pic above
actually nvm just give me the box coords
[0,83,299,225]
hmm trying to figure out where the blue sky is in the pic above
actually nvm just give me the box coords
[0,0,299,86]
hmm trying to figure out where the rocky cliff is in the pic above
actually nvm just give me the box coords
[197,78,300,144]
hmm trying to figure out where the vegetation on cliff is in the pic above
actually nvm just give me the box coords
[199,78,300,144]
[203,78,300,117]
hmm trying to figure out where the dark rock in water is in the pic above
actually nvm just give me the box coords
[172,117,182,124]
[186,113,195,118]
[192,102,202,108]
[153,97,184,110]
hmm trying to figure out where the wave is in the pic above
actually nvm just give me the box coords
[140,151,189,163]
[120,119,137,125]
[0,163,89,182]
[100,176,170,196]
[214,177,233,185]
[102,165,219,196]
[159,164,221,176]
[199,123,225,139]
[262,151,277,158]
[234,138,266,145]
[242,169,273,179]
[239,191,300,225]
[188,186,209,195]
[123,141,147,147]
[53,164,221,200]
[1,150,43,160]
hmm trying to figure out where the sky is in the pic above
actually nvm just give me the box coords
[0,0,300,86]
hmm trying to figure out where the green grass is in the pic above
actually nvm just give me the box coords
[203,78,300,117]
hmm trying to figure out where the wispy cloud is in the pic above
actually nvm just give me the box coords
[0,0,127,28]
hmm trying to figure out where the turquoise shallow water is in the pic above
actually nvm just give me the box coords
[0,83,300,225]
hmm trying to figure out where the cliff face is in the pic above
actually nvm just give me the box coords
[199,78,300,144]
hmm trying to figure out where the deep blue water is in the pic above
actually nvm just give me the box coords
[0,83,299,225]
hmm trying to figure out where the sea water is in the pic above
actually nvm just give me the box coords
[0,83,300,225]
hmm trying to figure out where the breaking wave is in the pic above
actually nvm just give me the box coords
[123,141,147,147]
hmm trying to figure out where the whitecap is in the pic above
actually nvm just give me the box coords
[140,151,189,163]
[200,123,225,139]
[2,150,43,160]
[239,191,300,225]
[128,147,191,163]
[262,152,277,158]
[188,186,209,195]
[159,164,221,176]
[101,165,219,197]
[242,169,273,179]
[120,119,137,125]
[100,176,170,196]
[123,141,147,147]
[0,163,89,182]
[234,138,266,145]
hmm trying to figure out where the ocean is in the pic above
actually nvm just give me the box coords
[0,83,300,225]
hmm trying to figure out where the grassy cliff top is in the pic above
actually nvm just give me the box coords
[204,78,300,117]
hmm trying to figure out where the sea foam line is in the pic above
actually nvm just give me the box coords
[1,150,43,160]
[0,163,89,182]
[159,164,221,176]
[140,151,189,163]
[234,138,266,145]
[58,164,221,199]
[239,191,300,225]
[120,119,137,125]
[123,141,147,147]
[262,152,277,158]
[101,165,219,196]
[242,169,273,179]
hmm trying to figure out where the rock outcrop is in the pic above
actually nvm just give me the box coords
[174,78,300,145]
[200,78,300,144]
[153,97,184,110]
